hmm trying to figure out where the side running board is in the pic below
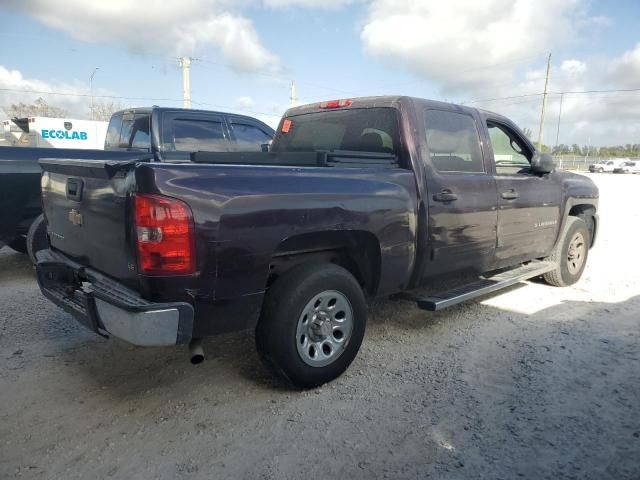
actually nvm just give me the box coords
[403,261,556,312]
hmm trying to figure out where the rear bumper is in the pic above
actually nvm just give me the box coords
[35,249,194,346]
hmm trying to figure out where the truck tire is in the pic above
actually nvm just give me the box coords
[598,167,604,173]
[543,216,590,287]
[7,236,27,254]
[26,214,48,264]
[256,263,367,389]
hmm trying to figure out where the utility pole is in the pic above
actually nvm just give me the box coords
[554,92,564,152]
[89,67,99,120]
[537,53,552,150]
[584,136,591,162]
[179,57,192,109]
[289,80,297,108]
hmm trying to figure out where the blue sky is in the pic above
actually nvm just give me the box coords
[1,0,639,145]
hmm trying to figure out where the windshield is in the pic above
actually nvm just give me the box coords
[272,107,399,155]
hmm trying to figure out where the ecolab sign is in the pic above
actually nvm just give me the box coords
[41,129,88,141]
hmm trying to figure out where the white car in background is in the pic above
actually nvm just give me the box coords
[613,160,640,174]
[589,158,627,173]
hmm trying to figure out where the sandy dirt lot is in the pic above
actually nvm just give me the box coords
[1,173,639,479]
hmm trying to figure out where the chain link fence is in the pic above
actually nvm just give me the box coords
[553,156,640,171]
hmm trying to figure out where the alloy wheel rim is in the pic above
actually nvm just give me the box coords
[567,231,586,275]
[295,290,353,367]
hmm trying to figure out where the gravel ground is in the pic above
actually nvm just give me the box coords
[1,173,639,479]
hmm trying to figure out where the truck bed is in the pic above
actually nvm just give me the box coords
[0,146,141,244]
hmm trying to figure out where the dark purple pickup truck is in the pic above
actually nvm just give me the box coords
[35,96,599,388]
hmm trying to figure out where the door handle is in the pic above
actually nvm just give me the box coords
[433,190,458,202]
[501,189,519,200]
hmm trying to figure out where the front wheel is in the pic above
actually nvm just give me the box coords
[543,216,590,287]
[256,263,367,389]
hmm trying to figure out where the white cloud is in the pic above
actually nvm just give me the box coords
[4,0,280,73]
[561,60,587,75]
[473,47,640,147]
[359,0,640,146]
[360,0,593,95]
[263,0,359,8]
[0,65,91,118]
[237,96,255,109]
[609,43,640,89]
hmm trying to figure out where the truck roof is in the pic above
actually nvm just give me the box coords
[284,95,507,121]
[111,106,271,125]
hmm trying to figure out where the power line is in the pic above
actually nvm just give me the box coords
[0,87,282,118]
[0,87,184,102]
[461,92,544,105]
[3,84,640,118]
[460,87,640,106]
[550,87,640,95]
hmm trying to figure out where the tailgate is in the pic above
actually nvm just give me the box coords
[40,157,150,287]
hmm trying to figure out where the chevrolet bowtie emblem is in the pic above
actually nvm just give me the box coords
[68,209,83,226]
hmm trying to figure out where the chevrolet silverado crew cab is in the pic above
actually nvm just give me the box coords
[35,96,599,388]
[0,107,274,260]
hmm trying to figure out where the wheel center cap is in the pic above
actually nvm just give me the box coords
[310,311,331,339]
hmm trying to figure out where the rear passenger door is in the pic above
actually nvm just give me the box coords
[484,117,562,267]
[160,111,231,161]
[227,118,274,151]
[421,108,498,279]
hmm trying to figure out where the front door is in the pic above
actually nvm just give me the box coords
[485,118,562,268]
[420,108,498,280]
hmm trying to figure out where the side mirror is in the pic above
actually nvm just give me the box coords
[531,152,556,174]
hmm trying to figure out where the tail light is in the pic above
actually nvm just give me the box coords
[319,99,353,109]
[133,193,196,275]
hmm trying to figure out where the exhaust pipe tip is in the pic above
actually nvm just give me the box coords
[189,339,204,365]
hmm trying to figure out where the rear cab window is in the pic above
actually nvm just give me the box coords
[272,108,400,157]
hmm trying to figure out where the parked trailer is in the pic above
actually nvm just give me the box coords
[2,117,108,150]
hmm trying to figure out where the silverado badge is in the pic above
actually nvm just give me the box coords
[68,209,83,226]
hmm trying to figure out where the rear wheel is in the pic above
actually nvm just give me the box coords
[598,167,604,173]
[543,216,590,287]
[256,263,367,388]
[26,214,48,264]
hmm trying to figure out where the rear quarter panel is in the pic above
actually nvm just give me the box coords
[135,163,418,335]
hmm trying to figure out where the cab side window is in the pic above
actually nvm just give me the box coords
[424,110,484,173]
[487,122,532,175]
